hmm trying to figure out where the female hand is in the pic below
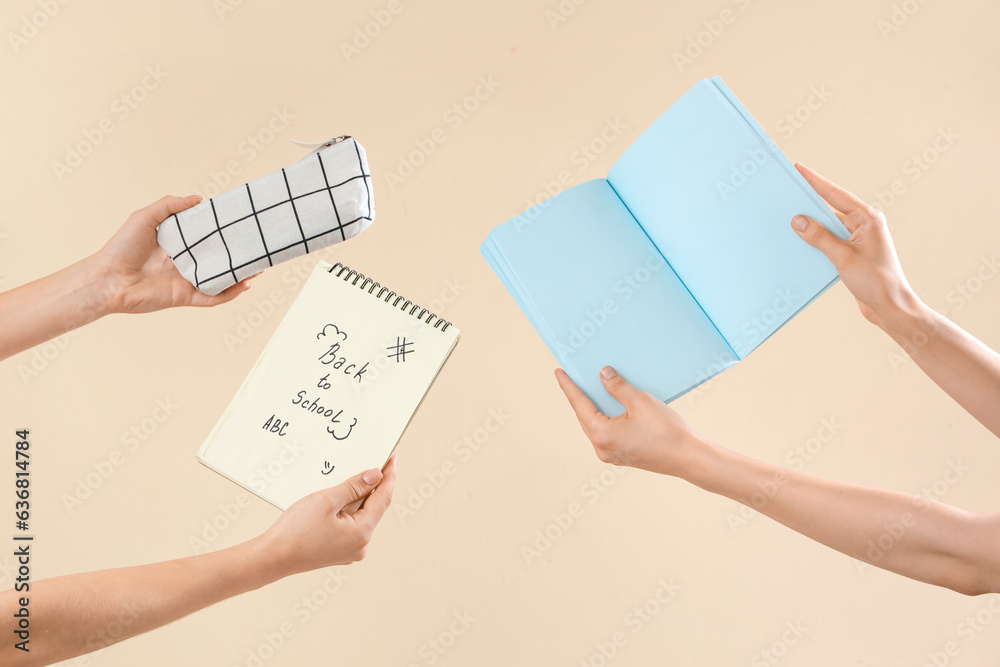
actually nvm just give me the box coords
[91,194,253,315]
[791,163,918,327]
[261,455,397,577]
[555,366,712,478]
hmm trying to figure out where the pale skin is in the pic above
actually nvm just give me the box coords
[0,461,396,667]
[0,195,252,362]
[557,163,1000,596]
[0,195,397,665]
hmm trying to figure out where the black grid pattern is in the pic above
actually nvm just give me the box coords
[157,137,374,296]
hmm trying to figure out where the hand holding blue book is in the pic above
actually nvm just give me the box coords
[481,76,849,416]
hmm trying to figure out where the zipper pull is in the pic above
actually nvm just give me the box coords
[289,136,352,154]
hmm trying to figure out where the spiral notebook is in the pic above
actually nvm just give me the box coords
[198,261,461,510]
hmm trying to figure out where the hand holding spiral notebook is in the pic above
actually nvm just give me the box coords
[198,261,461,510]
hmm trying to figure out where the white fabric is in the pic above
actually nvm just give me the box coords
[157,137,375,295]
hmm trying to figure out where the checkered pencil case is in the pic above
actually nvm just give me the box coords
[157,136,375,295]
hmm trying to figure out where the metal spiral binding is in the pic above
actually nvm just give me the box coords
[327,262,452,332]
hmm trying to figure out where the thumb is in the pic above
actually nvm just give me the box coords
[791,214,846,263]
[329,468,383,510]
[599,366,641,409]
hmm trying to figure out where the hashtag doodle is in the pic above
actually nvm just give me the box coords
[387,337,414,363]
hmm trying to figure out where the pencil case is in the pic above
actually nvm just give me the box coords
[157,136,375,296]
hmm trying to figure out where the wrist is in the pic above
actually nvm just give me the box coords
[680,438,787,504]
[238,534,290,590]
[77,254,124,318]
[874,289,938,342]
[667,435,726,487]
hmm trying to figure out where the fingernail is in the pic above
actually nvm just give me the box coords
[363,469,382,485]
[792,215,808,232]
[189,194,203,202]
[600,366,618,380]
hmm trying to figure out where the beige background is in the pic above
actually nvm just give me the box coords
[1,0,999,664]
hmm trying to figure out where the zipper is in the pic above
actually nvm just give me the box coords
[289,135,352,155]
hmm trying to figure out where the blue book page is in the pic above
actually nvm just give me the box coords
[482,179,737,416]
[607,77,849,358]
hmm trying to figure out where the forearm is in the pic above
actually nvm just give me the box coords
[0,536,281,666]
[684,441,1000,595]
[0,255,117,361]
[877,293,1000,437]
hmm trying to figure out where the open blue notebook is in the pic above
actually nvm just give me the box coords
[481,76,849,416]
